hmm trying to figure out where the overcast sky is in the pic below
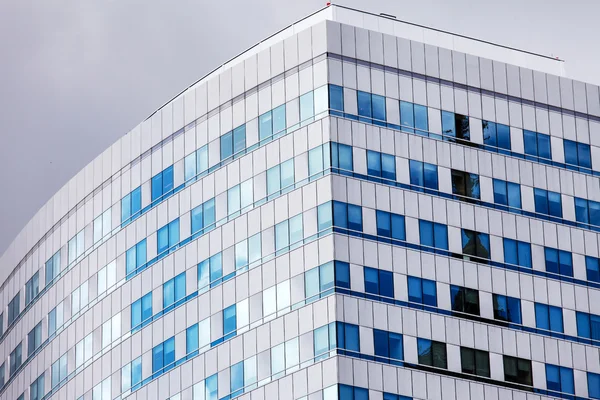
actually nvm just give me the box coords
[1,0,599,256]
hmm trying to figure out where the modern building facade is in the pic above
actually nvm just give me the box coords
[2,4,600,400]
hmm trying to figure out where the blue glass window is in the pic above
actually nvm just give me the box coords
[575,197,600,227]
[313,324,333,359]
[30,373,44,400]
[400,101,415,133]
[152,339,163,373]
[336,322,360,353]
[329,85,344,113]
[184,152,196,182]
[544,247,573,277]
[409,160,438,190]
[259,111,273,141]
[373,329,403,364]
[407,277,437,306]
[308,145,328,181]
[372,94,386,124]
[220,131,233,161]
[493,294,522,324]
[535,303,564,333]
[534,189,562,217]
[220,127,246,161]
[364,267,394,298]
[493,179,521,209]
[367,150,380,177]
[503,239,532,268]
[564,139,591,169]
[300,91,315,126]
[198,253,222,291]
[27,323,42,357]
[186,324,199,355]
[335,261,351,289]
[45,250,61,286]
[25,272,39,306]
[331,142,353,172]
[196,145,208,174]
[317,202,333,232]
[461,229,490,260]
[191,198,216,235]
[7,295,19,327]
[546,364,574,394]
[357,91,372,120]
[333,201,362,232]
[367,151,395,181]
[450,285,480,316]
[414,104,428,133]
[483,120,511,150]
[163,273,186,309]
[338,385,369,400]
[417,338,447,369]
[151,166,174,202]
[357,91,386,126]
[162,337,175,373]
[126,240,147,275]
[157,219,180,255]
[376,210,405,241]
[131,292,152,331]
[587,256,600,283]
[589,372,600,399]
[9,343,22,375]
[121,187,142,224]
[230,361,244,397]
[268,159,295,196]
[524,130,552,160]
[305,262,335,303]
[272,104,286,138]
[451,170,480,199]
[223,304,236,340]
[576,311,600,341]
[419,220,448,250]
[442,111,470,142]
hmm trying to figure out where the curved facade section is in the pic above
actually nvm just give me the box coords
[2,5,600,400]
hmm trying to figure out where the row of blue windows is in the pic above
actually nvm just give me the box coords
[117,194,600,359]
[331,157,600,284]
[328,200,600,339]
[121,248,600,400]
[329,140,600,241]
[355,254,600,350]
[125,203,337,342]
[119,84,329,229]
[328,84,596,175]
